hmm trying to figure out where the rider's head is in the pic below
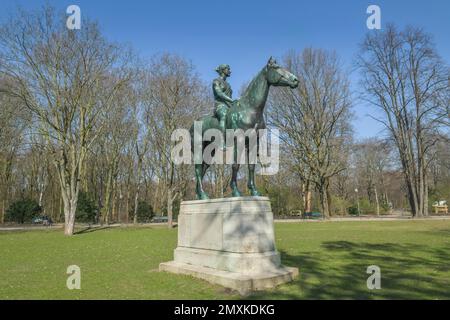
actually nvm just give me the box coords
[215,64,231,77]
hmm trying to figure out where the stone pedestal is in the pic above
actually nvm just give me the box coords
[159,197,298,295]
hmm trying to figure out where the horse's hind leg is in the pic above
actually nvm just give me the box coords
[201,162,210,179]
[247,135,261,196]
[248,163,261,196]
[230,141,243,197]
[195,163,209,200]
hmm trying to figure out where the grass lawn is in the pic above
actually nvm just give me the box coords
[1,220,449,299]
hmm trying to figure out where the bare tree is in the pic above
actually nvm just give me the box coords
[0,82,29,223]
[141,53,208,228]
[353,138,393,216]
[269,49,353,218]
[428,133,450,200]
[0,6,135,234]
[97,85,135,224]
[357,25,449,217]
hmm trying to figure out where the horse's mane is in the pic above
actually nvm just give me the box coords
[239,67,266,104]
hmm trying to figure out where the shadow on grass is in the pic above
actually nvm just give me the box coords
[74,226,113,235]
[248,234,450,300]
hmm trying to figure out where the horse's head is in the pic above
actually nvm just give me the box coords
[265,57,299,88]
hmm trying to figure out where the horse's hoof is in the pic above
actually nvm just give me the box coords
[197,192,210,200]
[250,189,262,197]
[231,190,242,197]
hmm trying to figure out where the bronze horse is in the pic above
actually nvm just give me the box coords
[190,57,299,199]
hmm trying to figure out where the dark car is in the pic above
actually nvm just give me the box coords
[151,216,168,223]
[302,212,323,219]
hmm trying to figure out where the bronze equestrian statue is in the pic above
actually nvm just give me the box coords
[190,57,299,200]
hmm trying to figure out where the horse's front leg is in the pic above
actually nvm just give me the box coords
[248,164,262,196]
[195,163,209,200]
[230,164,242,197]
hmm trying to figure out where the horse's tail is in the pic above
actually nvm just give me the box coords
[189,120,196,154]
[190,115,207,153]
[190,114,217,154]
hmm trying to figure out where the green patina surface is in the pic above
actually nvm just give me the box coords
[190,58,299,200]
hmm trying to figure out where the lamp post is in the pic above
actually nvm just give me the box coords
[355,188,360,216]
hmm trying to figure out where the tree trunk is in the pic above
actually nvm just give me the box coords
[126,189,130,224]
[112,185,118,222]
[102,167,113,225]
[167,188,176,229]
[326,186,332,217]
[51,194,55,222]
[303,180,312,213]
[167,188,173,228]
[38,190,44,212]
[117,189,123,224]
[1,199,4,224]
[63,197,78,236]
[306,190,312,213]
[374,187,380,216]
[423,175,429,216]
[404,167,421,218]
[319,180,330,219]
[218,167,224,198]
[55,150,82,235]
[133,189,139,224]
[112,190,117,222]
[133,143,144,225]
[59,195,63,223]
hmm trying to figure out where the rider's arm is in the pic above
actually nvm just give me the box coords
[213,80,233,103]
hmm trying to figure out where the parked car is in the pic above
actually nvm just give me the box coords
[302,212,322,219]
[290,210,302,217]
[151,216,168,223]
[31,216,43,224]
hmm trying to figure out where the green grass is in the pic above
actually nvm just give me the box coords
[1,220,449,299]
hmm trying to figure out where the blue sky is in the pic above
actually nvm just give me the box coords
[1,0,449,139]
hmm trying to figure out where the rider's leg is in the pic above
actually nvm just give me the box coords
[217,106,228,150]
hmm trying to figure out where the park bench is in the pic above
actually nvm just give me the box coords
[432,201,448,214]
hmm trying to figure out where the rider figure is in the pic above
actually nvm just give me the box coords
[213,64,236,149]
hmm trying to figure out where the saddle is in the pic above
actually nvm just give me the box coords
[212,100,239,119]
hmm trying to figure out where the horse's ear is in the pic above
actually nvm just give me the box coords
[267,56,277,66]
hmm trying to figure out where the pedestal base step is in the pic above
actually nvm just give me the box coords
[159,261,299,296]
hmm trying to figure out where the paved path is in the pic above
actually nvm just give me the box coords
[0,225,62,231]
[275,215,450,223]
[0,222,173,231]
[2,216,449,231]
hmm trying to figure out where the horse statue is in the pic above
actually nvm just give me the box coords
[190,57,299,200]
